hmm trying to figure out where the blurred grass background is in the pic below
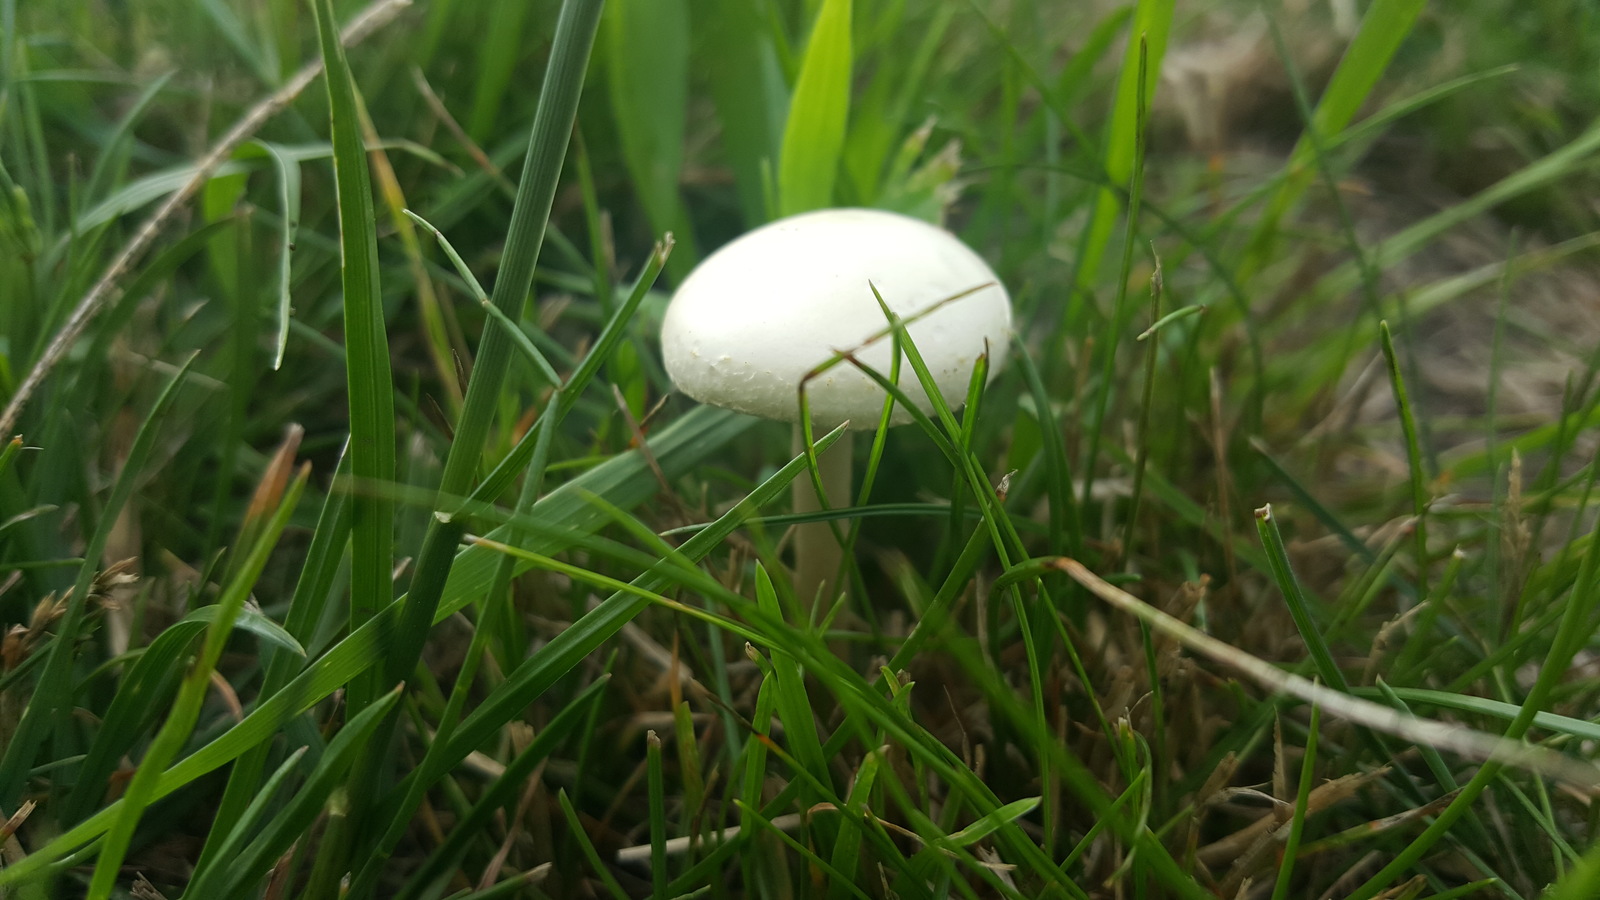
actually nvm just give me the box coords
[2,0,1600,897]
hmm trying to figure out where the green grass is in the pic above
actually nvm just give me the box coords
[3,0,1600,897]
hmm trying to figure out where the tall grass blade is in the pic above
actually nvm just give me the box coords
[312,0,394,714]
[1073,0,1171,288]
[754,563,831,787]
[777,0,851,216]
[827,749,880,899]
[384,0,604,700]
[646,729,669,899]
[1269,702,1321,900]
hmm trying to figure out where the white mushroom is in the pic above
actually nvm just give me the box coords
[661,208,1011,431]
[660,208,1011,607]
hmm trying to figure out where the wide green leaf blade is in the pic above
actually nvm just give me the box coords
[777,0,852,216]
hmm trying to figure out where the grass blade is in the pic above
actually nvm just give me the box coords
[311,0,394,715]
[777,0,852,215]
[755,562,831,790]
[254,141,301,370]
[383,0,604,696]
[1269,703,1321,900]
[558,788,631,900]
[1073,0,1171,288]
[1380,320,1431,595]
[827,749,881,899]
[1255,503,1349,692]
[647,729,668,899]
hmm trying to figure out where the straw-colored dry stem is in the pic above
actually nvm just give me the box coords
[1056,556,1600,789]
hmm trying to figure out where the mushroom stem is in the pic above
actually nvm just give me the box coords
[791,427,852,616]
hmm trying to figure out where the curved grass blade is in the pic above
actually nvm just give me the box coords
[252,141,302,370]
[403,208,561,388]
[558,788,631,900]
[0,437,19,479]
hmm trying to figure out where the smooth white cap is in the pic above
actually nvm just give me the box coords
[660,208,1011,430]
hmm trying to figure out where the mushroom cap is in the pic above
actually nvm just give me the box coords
[660,208,1011,430]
